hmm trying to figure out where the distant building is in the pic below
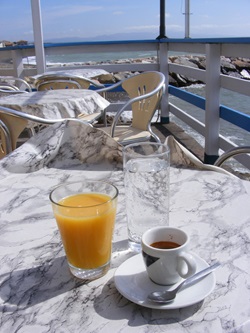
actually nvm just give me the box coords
[1,40,13,47]
[0,40,28,48]
[17,40,28,46]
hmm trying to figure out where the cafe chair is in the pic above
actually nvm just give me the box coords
[36,79,82,91]
[35,73,104,91]
[0,106,88,159]
[0,76,32,94]
[97,71,165,145]
[214,146,250,167]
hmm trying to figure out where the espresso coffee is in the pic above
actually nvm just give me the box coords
[150,241,180,249]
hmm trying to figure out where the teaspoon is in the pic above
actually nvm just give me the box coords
[148,261,220,304]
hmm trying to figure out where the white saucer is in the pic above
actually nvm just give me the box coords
[114,253,216,309]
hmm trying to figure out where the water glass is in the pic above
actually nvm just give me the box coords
[50,180,118,280]
[123,142,170,252]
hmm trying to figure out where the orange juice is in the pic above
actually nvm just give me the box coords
[54,193,117,269]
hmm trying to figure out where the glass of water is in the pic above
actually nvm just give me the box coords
[123,142,170,252]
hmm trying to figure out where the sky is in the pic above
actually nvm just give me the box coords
[0,0,250,43]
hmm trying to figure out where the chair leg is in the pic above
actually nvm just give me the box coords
[148,127,161,143]
[0,119,12,155]
[102,109,107,127]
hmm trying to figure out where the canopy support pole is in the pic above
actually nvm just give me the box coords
[157,0,167,39]
[30,0,46,74]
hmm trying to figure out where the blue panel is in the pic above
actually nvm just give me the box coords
[220,106,250,132]
[169,86,250,132]
[89,84,124,92]
[169,85,206,109]
[1,37,249,52]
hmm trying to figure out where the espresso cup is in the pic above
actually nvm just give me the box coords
[141,227,197,285]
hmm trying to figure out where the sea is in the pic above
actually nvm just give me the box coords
[24,50,250,171]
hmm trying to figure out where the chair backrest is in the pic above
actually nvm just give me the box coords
[34,74,103,90]
[37,79,82,91]
[121,72,165,131]
[0,112,28,158]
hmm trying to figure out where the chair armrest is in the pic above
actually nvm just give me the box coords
[0,106,89,125]
[0,76,32,92]
[214,146,250,167]
[95,80,123,93]
[0,89,29,94]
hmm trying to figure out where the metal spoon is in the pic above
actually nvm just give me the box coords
[148,261,220,304]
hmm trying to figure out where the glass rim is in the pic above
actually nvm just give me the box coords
[123,142,169,160]
[122,142,170,157]
[123,142,169,151]
[49,180,119,209]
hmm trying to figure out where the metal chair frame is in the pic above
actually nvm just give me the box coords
[214,146,250,167]
[35,73,104,90]
[0,106,88,157]
[97,71,165,144]
[0,76,32,94]
[36,79,82,91]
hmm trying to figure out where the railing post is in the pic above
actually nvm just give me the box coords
[159,42,169,123]
[204,44,221,164]
[11,50,24,79]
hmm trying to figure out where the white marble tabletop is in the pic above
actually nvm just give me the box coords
[31,68,110,81]
[0,121,249,333]
[0,89,110,120]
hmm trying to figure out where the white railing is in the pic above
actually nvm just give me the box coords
[0,41,160,77]
[0,38,249,168]
[161,39,250,167]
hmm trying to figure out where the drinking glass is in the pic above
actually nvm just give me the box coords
[123,142,170,252]
[50,180,118,280]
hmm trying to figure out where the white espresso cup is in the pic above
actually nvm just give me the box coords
[141,227,197,285]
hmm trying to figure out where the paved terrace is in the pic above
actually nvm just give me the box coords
[152,122,203,160]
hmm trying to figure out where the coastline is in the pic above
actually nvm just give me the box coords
[1,55,250,87]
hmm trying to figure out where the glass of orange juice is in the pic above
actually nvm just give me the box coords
[50,180,118,280]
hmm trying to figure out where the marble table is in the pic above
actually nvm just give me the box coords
[31,68,110,82]
[0,121,250,333]
[0,89,110,121]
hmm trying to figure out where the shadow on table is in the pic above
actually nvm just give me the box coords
[93,275,203,326]
[0,239,131,313]
[0,255,86,311]
[94,262,203,327]
[94,240,204,327]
